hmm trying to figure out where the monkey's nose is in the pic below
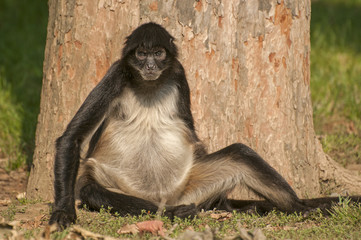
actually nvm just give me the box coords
[146,63,156,70]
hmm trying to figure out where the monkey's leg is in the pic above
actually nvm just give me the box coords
[77,173,197,218]
[78,173,157,214]
[178,143,305,213]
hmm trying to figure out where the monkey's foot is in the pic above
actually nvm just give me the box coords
[49,210,76,230]
[165,203,197,219]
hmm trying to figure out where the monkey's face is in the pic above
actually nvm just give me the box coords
[129,47,168,81]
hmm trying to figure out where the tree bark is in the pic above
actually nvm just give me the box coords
[26,0,140,200]
[27,0,361,201]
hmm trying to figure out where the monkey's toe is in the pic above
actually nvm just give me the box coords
[49,210,76,230]
[165,203,197,219]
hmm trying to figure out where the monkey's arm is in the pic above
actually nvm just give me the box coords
[174,61,195,132]
[173,61,206,155]
[49,60,126,228]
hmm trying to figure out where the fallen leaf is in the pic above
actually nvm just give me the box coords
[117,223,139,235]
[42,224,57,240]
[178,225,213,240]
[71,225,118,240]
[136,220,165,236]
[210,212,232,221]
[237,225,266,240]
[21,214,46,229]
[0,221,23,240]
[0,199,11,206]
[16,192,26,200]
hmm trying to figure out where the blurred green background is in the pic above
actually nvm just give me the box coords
[0,0,360,170]
[0,0,47,169]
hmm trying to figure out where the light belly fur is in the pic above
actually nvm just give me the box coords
[86,87,194,204]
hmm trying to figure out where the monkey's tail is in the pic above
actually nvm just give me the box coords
[228,195,361,215]
[301,195,361,210]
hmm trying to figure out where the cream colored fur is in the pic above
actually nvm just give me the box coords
[84,86,194,204]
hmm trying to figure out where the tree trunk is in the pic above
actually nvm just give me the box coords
[26,0,140,200]
[27,0,361,201]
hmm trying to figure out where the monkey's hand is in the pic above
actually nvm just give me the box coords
[164,203,198,220]
[49,209,76,230]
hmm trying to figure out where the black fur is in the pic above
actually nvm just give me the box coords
[50,60,126,227]
[122,22,177,58]
[207,143,304,211]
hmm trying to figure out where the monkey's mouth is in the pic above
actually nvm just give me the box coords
[141,70,162,81]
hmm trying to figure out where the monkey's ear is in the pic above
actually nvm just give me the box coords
[122,42,133,58]
[167,36,178,58]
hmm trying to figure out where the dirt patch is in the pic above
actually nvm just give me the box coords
[0,167,51,235]
[0,167,27,206]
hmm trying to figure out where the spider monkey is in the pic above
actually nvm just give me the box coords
[49,22,360,228]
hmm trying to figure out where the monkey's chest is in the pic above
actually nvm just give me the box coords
[90,88,194,203]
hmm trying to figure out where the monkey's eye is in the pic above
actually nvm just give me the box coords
[154,49,166,60]
[136,51,147,60]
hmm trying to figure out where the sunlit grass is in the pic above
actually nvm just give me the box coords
[3,199,359,239]
[0,0,47,168]
[311,0,361,165]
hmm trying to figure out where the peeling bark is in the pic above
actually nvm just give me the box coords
[27,0,361,201]
[27,0,140,200]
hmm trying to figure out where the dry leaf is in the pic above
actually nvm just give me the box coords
[237,226,266,240]
[21,214,46,229]
[117,223,139,235]
[253,228,266,240]
[0,199,11,206]
[16,192,26,200]
[177,225,213,240]
[136,220,165,236]
[70,225,118,240]
[0,221,23,240]
[41,224,57,240]
[210,212,232,221]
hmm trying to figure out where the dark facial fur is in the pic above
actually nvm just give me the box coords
[128,46,169,81]
[123,23,176,82]
[122,22,178,59]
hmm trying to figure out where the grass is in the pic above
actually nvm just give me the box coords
[75,202,361,239]
[311,0,361,165]
[1,198,360,239]
[0,75,25,168]
[0,0,47,169]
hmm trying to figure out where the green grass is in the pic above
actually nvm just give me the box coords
[0,74,25,168]
[311,0,361,165]
[75,203,360,239]
[2,199,360,239]
[0,0,47,169]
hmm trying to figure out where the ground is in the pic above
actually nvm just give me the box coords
[0,167,49,229]
[0,167,50,223]
[0,167,50,237]
[0,167,27,206]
